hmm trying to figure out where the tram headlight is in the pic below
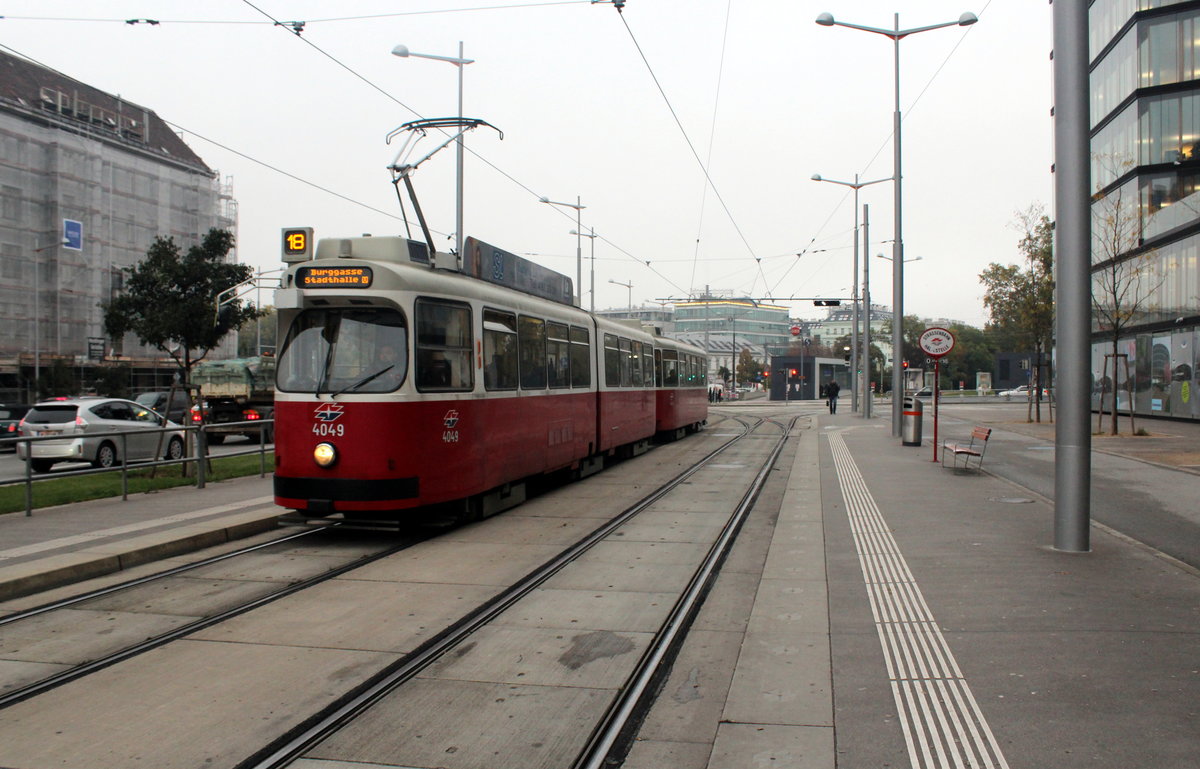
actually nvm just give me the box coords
[313,442,337,468]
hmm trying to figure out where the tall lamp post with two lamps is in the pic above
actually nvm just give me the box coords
[540,196,585,307]
[391,42,474,258]
[816,9,977,435]
[572,227,597,312]
[811,172,891,414]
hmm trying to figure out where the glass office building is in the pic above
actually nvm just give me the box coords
[1090,0,1200,419]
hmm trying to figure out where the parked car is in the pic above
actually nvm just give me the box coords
[997,385,1050,400]
[913,386,935,397]
[16,397,185,473]
[0,404,30,452]
[134,390,192,425]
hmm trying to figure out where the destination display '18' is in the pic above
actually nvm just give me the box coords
[296,266,373,288]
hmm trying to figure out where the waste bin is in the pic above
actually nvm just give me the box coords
[901,395,923,446]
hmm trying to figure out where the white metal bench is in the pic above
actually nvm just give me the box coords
[941,426,991,472]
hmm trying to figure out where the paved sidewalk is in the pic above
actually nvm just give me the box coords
[819,411,1200,769]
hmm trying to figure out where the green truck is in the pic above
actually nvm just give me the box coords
[190,357,275,444]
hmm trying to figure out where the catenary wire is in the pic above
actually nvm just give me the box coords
[688,0,733,298]
[615,11,768,293]
[239,0,681,293]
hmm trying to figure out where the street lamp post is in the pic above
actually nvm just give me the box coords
[876,253,923,264]
[817,10,977,435]
[609,278,632,311]
[876,252,922,390]
[811,172,891,415]
[862,204,872,419]
[392,42,474,258]
[541,196,585,306]
[571,227,598,312]
[31,235,68,397]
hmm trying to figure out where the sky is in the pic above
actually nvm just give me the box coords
[3,0,1054,327]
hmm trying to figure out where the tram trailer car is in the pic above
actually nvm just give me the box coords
[272,234,707,521]
[652,335,709,440]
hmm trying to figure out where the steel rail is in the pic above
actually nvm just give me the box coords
[573,415,798,768]
[0,521,335,628]
[0,532,426,710]
[238,416,765,769]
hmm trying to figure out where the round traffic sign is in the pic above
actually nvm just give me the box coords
[919,327,955,358]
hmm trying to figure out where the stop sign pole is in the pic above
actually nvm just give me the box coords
[919,327,955,462]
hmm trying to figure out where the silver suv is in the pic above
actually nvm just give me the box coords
[17,397,186,473]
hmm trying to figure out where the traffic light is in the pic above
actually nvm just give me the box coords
[902,360,909,369]
[790,368,798,377]
[813,299,841,306]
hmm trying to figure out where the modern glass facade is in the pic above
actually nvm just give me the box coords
[672,299,792,348]
[1090,0,1200,420]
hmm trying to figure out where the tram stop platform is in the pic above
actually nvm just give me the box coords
[0,408,1196,769]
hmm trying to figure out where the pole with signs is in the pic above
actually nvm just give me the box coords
[918,327,955,461]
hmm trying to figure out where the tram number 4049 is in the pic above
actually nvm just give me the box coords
[442,430,460,443]
[312,423,345,437]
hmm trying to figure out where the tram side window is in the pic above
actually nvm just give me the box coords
[619,338,632,387]
[662,350,679,387]
[654,348,664,388]
[630,342,645,387]
[570,326,591,388]
[604,334,621,387]
[483,309,518,391]
[546,322,570,389]
[415,298,473,392]
[519,316,547,390]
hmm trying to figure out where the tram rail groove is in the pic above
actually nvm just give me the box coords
[0,530,426,711]
[573,414,798,769]
[238,415,787,769]
[0,523,340,628]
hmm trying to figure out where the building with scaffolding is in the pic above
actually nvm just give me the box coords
[0,51,237,400]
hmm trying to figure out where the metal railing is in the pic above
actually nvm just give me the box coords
[1,419,274,517]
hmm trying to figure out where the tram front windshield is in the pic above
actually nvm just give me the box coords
[277,308,407,394]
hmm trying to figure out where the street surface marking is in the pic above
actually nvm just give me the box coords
[0,497,277,560]
[828,431,1010,769]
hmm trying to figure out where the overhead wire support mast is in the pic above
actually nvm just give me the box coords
[386,117,502,258]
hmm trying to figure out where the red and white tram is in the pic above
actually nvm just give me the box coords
[272,234,706,521]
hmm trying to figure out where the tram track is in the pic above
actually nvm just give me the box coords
[0,415,795,768]
[0,525,428,709]
[239,413,797,769]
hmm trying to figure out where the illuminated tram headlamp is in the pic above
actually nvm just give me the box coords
[313,442,338,468]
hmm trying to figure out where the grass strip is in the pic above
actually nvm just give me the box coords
[0,453,274,515]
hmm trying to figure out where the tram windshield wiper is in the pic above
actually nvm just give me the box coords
[331,365,394,398]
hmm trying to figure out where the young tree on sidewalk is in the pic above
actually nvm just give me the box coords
[980,205,1055,423]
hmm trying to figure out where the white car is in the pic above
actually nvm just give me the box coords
[997,385,1049,400]
[17,397,185,473]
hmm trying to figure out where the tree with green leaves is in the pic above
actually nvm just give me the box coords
[980,205,1055,422]
[735,347,761,388]
[103,229,263,385]
[238,306,277,357]
[941,323,997,392]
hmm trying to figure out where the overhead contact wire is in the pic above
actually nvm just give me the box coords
[617,13,765,288]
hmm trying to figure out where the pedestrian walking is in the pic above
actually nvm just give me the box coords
[826,378,840,414]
